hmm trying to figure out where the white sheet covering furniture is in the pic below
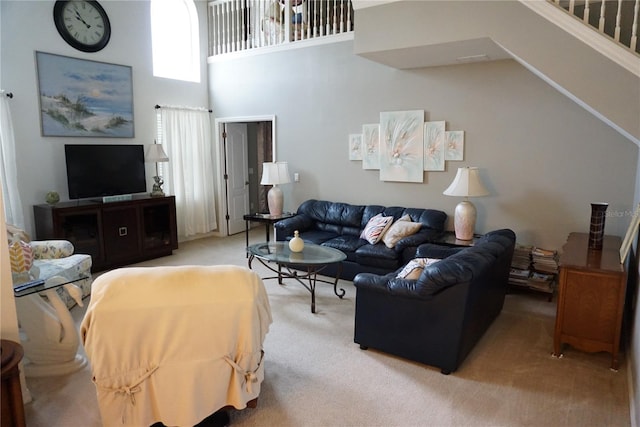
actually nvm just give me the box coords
[80,265,272,427]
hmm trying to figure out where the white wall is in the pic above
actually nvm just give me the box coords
[209,40,637,251]
[0,0,210,236]
[0,0,210,399]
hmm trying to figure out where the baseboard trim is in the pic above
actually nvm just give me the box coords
[629,354,638,427]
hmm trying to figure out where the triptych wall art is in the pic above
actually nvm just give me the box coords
[349,110,465,183]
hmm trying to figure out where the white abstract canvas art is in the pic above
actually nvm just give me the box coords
[445,130,465,161]
[349,134,363,161]
[379,110,424,182]
[424,121,446,171]
[362,124,380,170]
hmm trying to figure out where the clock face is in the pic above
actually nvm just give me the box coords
[53,1,111,52]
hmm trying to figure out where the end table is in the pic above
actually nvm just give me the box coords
[243,213,295,256]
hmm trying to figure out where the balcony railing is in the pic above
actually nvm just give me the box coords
[208,0,354,56]
[550,0,639,54]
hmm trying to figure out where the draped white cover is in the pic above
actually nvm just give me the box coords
[81,265,272,427]
[0,91,24,228]
[158,107,217,238]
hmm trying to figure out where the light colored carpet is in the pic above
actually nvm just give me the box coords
[22,229,630,427]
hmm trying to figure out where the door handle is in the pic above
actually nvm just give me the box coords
[245,181,250,185]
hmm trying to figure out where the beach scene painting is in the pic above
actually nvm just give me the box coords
[36,52,134,137]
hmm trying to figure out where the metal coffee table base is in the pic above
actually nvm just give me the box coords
[249,256,345,313]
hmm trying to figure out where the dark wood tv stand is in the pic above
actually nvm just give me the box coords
[34,195,178,272]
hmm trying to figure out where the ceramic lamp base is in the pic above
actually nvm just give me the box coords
[454,200,477,241]
[267,185,283,216]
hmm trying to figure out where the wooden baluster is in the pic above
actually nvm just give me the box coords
[319,0,324,36]
[325,0,330,35]
[232,0,237,51]
[583,0,590,23]
[237,0,243,51]
[339,0,344,33]
[309,0,318,38]
[631,0,639,51]
[333,0,337,34]
[347,0,352,32]
[598,0,606,32]
[303,0,313,39]
[614,0,622,42]
[569,0,575,15]
[220,2,226,53]
[211,3,218,55]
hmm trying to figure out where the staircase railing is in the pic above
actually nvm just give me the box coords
[549,0,639,54]
[208,0,354,57]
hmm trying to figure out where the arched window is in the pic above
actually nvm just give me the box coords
[151,0,200,83]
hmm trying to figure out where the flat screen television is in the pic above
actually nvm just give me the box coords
[65,144,147,200]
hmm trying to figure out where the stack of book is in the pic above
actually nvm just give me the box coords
[509,244,533,288]
[529,247,559,296]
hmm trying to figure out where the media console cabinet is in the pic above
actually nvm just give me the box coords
[34,195,178,272]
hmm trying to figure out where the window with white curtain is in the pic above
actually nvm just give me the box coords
[150,0,200,83]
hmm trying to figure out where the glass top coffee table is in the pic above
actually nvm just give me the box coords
[247,242,347,313]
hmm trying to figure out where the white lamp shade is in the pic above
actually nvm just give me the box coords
[146,143,169,163]
[443,167,489,197]
[260,162,291,185]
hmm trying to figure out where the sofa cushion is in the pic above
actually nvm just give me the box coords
[356,244,400,269]
[321,236,365,263]
[383,215,422,248]
[297,230,339,245]
[360,213,394,244]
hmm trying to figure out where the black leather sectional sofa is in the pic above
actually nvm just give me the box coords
[352,229,517,374]
[274,199,447,280]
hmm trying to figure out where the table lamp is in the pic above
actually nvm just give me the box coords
[443,167,489,240]
[261,161,291,216]
[146,141,170,197]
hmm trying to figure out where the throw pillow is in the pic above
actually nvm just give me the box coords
[9,240,34,273]
[396,257,440,280]
[360,213,394,245]
[383,215,422,248]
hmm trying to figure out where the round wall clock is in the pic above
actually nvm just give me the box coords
[53,1,111,53]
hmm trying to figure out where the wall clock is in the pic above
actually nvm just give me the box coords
[53,1,111,53]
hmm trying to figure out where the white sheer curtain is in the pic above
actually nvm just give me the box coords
[0,91,24,229]
[157,106,217,238]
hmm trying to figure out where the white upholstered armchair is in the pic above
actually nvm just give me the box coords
[81,265,272,427]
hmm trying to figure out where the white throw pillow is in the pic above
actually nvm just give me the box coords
[396,257,440,280]
[360,213,394,245]
[383,214,422,248]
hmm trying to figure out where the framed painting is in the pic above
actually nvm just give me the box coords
[424,121,446,171]
[349,133,363,161]
[362,123,380,170]
[379,110,424,182]
[36,51,134,137]
[620,203,640,263]
[445,130,465,161]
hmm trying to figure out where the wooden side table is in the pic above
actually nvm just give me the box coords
[243,213,295,256]
[1,339,26,427]
[552,232,627,370]
[433,231,483,247]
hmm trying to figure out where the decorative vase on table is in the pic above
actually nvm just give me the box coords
[289,230,304,252]
[588,202,608,250]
